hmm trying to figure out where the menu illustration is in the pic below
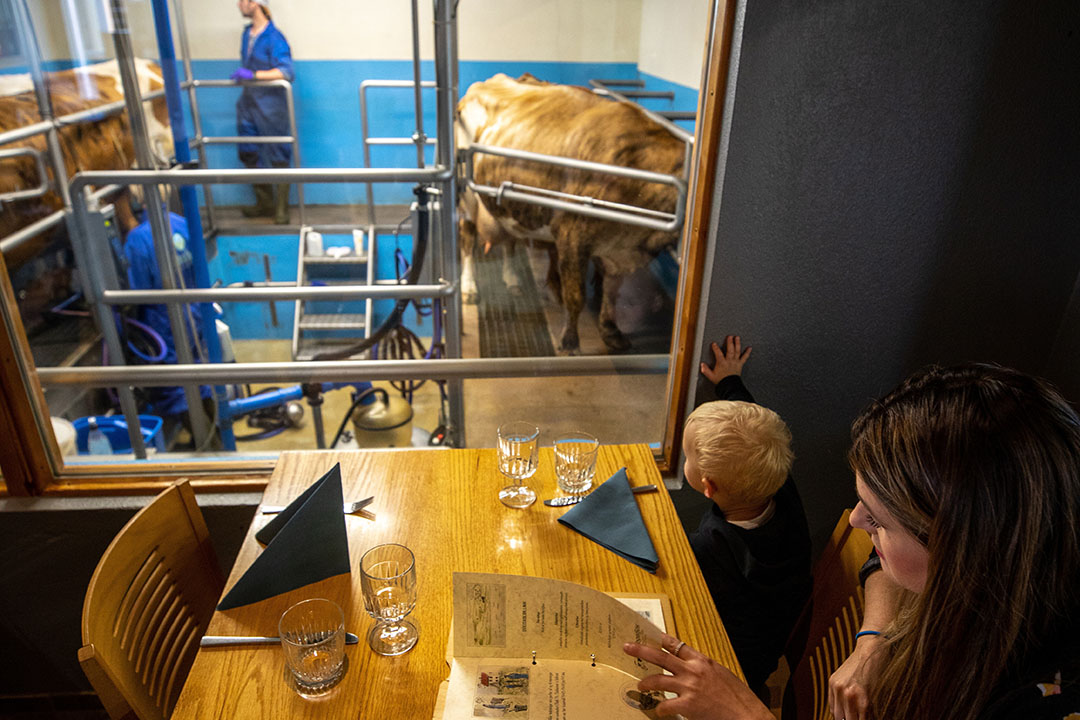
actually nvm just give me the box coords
[440,573,670,720]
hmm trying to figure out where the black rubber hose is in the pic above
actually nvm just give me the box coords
[311,184,430,361]
[329,387,390,449]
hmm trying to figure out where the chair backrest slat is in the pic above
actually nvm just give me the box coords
[784,510,875,720]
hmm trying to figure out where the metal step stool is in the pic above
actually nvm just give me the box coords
[291,228,375,361]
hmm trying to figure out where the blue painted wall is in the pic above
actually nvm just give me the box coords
[207,232,433,340]
[184,60,696,206]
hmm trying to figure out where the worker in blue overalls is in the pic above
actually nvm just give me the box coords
[231,0,294,224]
[117,192,221,449]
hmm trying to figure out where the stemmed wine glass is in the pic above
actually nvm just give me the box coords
[360,543,419,656]
[497,421,539,508]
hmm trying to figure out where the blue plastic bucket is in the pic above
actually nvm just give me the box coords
[73,415,165,454]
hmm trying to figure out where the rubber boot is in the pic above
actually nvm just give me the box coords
[273,184,290,225]
[241,184,274,218]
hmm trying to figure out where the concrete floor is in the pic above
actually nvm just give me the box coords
[219,220,673,454]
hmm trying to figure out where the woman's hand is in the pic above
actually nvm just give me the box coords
[828,634,885,720]
[623,633,773,720]
[700,335,752,384]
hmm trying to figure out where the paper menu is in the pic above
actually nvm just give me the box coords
[442,573,671,720]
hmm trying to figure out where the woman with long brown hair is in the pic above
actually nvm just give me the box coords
[625,364,1080,719]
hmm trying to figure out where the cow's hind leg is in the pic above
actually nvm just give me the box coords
[459,215,479,304]
[597,266,631,353]
[501,241,522,296]
[556,244,586,355]
[544,244,562,302]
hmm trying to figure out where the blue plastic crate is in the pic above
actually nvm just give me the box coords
[73,415,165,455]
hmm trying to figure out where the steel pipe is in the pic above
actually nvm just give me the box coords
[0,209,66,255]
[591,78,645,87]
[589,80,694,145]
[613,89,675,100]
[0,147,50,203]
[0,185,125,255]
[367,137,437,146]
[409,0,427,169]
[38,355,670,387]
[109,0,211,451]
[465,142,686,187]
[102,281,457,305]
[171,0,217,234]
[494,180,676,221]
[359,80,438,225]
[433,0,466,446]
[69,166,451,190]
[468,180,684,233]
[0,120,54,147]
[660,111,698,121]
[53,90,167,127]
[12,0,71,208]
[201,135,294,145]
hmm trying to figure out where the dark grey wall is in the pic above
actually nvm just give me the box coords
[695,0,1080,551]
[0,497,256,697]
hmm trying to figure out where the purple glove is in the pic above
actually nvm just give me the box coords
[230,67,255,82]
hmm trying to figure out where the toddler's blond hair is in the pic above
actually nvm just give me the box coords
[686,400,793,505]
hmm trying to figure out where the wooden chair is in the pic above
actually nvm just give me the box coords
[782,510,875,720]
[79,480,225,720]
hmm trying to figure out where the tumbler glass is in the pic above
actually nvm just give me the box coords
[554,432,600,494]
[279,598,347,695]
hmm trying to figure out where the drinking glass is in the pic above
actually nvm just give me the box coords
[554,431,600,494]
[360,543,419,656]
[278,598,347,695]
[497,421,539,508]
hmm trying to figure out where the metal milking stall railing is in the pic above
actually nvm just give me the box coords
[12,0,673,459]
[588,78,696,188]
[37,0,668,458]
[456,81,692,237]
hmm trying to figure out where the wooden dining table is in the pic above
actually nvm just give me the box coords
[171,444,741,719]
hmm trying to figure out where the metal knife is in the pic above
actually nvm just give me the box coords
[543,484,658,507]
[261,496,374,515]
[201,632,360,647]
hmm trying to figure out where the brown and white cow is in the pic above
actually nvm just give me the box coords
[456,73,685,355]
[0,58,173,249]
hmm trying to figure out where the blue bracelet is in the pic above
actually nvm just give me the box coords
[855,630,882,639]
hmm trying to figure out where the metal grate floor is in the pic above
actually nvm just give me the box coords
[475,246,556,358]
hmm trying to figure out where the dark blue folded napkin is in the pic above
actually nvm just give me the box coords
[217,463,351,610]
[557,467,659,573]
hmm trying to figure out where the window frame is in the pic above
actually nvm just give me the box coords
[0,0,736,495]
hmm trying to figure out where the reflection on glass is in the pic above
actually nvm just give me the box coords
[0,0,706,476]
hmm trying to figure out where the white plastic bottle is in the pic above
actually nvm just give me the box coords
[87,418,111,455]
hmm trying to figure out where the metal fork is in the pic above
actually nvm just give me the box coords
[260,495,375,515]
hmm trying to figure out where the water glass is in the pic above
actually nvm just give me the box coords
[554,432,600,494]
[360,543,419,656]
[279,598,347,695]
[497,421,540,508]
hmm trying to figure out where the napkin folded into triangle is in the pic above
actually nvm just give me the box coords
[558,467,659,573]
[217,463,352,610]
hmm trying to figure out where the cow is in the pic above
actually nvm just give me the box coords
[1,59,173,334]
[0,58,173,248]
[455,73,685,355]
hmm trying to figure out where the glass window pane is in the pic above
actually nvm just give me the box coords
[1,0,710,475]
